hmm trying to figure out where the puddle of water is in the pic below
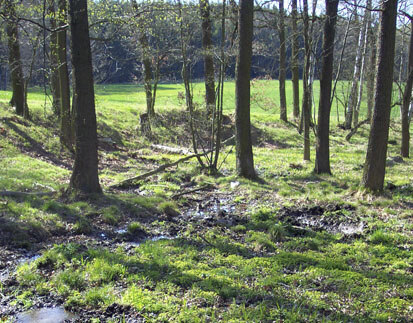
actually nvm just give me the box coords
[0,269,10,282]
[338,222,364,235]
[18,255,41,265]
[125,235,177,248]
[16,307,78,323]
[115,228,127,235]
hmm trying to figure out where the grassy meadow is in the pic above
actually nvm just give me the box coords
[0,80,412,322]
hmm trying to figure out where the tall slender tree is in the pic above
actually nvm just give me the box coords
[235,0,256,179]
[200,0,215,116]
[57,0,72,149]
[291,0,300,119]
[68,0,102,194]
[5,0,26,117]
[362,0,398,192]
[48,0,61,116]
[302,0,311,161]
[278,0,287,122]
[401,18,412,158]
[315,0,339,174]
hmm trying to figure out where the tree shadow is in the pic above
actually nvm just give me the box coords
[3,118,72,170]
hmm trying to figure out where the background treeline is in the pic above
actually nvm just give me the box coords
[0,0,409,87]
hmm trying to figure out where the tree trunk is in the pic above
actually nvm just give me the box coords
[366,23,377,121]
[200,0,215,116]
[57,0,72,149]
[314,0,339,174]
[401,21,412,158]
[278,0,287,122]
[68,0,102,194]
[5,0,25,117]
[302,0,311,161]
[48,0,61,117]
[345,6,368,129]
[362,0,398,192]
[291,0,300,119]
[235,0,256,179]
[140,33,154,118]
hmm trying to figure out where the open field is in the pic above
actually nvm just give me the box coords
[0,82,412,322]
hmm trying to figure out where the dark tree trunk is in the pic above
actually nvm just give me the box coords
[302,0,311,161]
[401,21,412,158]
[200,0,215,116]
[57,0,72,149]
[48,0,61,116]
[5,0,25,117]
[314,0,339,174]
[278,0,287,122]
[362,0,398,192]
[235,0,256,179]
[291,0,300,119]
[140,33,154,118]
[68,0,102,194]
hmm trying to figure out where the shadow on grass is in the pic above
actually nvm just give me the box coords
[3,118,72,169]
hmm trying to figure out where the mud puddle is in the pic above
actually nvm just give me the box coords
[16,307,78,323]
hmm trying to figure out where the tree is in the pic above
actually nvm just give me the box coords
[48,0,60,116]
[401,18,412,158]
[57,0,72,149]
[200,0,215,116]
[302,0,311,161]
[68,0,102,194]
[278,0,287,122]
[291,0,300,119]
[314,0,339,174]
[235,0,256,179]
[362,0,398,192]
[5,0,26,118]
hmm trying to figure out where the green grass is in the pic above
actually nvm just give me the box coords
[0,81,412,322]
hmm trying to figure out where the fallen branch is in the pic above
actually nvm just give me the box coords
[0,190,56,197]
[171,185,212,199]
[109,135,235,189]
[150,144,191,155]
[109,152,208,188]
[345,119,370,141]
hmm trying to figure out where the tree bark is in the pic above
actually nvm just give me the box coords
[278,0,287,122]
[5,0,26,117]
[200,0,216,116]
[235,0,256,179]
[68,0,102,194]
[362,0,398,192]
[302,0,311,161]
[314,0,339,174]
[291,0,300,119]
[401,21,412,158]
[57,0,72,149]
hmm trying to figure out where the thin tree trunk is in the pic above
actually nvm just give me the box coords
[48,0,61,116]
[140,33,154,118]
[401,21,413,158]
[200,0,215,116]
[291,0,300,119]
[345,6,368,129]
[5,0,25,117]
[57,0,72,149]
[315,0,339,174]
[366,23,377,121]
[278,0,287,122]
[302,0,311,161]
[235,0,256,179]
[68,0,102,194]
[362,0,398,192]
[353,0,371,128]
